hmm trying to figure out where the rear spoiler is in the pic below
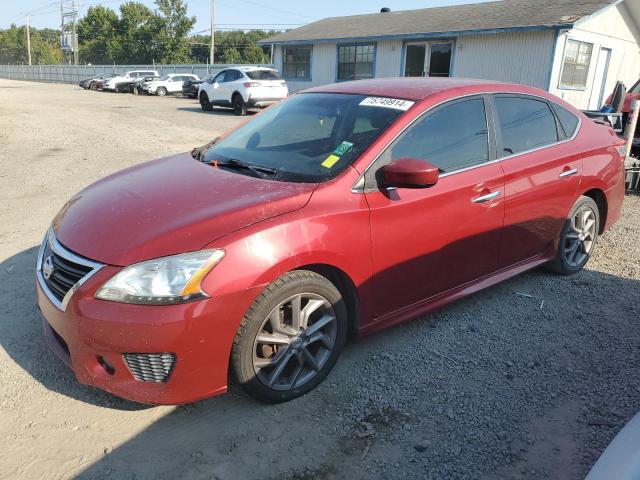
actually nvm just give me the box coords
[582,110,624,133]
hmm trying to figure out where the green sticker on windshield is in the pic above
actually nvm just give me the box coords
[333,141,353,157]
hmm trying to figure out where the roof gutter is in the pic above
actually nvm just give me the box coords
[258,23,575,45]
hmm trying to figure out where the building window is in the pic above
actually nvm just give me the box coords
[283,46,311,80]
[560,39,593,89]
[337,44,375,81]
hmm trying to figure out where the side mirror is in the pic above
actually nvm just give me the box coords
[381,158,439,189]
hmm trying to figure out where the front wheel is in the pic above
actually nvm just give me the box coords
[89,82,97,91]
[231,270,348,403]
[546,195,599,275]
[157,87,168,97]
[232,94,248,116]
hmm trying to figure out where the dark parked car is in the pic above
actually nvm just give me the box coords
[182,78,204,98]
[132,75,161,95]
[79,73,115,90]
[36,78,625,405]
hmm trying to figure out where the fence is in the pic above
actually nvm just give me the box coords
[0,63,275,84]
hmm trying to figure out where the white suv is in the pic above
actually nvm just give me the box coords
[103,70,160,92]
[198,66,288,115]
[142,73,200,96]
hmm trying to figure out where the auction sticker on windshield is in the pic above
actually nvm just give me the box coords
[359,97,415,111]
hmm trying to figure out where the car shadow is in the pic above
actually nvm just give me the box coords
[0,246,151,411]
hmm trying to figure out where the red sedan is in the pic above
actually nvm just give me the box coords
[36,78,626,404]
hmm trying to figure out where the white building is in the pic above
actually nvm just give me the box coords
[261,0,640,110]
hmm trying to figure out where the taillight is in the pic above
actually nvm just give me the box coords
[243,82,260,88]
[281,81,287,87]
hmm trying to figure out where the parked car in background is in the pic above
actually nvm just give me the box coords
[183,77,204,99]
[103,70,160,93]
[198,66,288,115]
[132,75,161,95]
[36,78,625,405]
[79,73,115,90]
[142,73,200,96]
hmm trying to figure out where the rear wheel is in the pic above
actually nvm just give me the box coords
[546,195,599,275]
[231,270,347,403]
[232,93,247,116]
[157,87,168,97]
[199,92,213,111]
[89,82,97,91]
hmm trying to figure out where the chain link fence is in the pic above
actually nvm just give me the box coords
[0,63,275,84]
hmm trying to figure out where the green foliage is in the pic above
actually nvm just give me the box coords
[0,1,276,65]
[0,24,62,64]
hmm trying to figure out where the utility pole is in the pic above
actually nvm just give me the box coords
[25,14,32,66]
[209,0,215,64]
[71,0,78,65]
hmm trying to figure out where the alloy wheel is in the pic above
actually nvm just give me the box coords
[252,293,337,391]
[563,206,597,267]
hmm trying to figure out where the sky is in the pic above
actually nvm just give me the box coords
[2,0,493,34]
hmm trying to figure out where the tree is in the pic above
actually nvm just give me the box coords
[0,24,61,64]
[221,47,242,64]
[115,2,157,63]
[153,0,196,63]
[77,6,119,63]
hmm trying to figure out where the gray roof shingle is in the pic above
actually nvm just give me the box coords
[261,0,615,44]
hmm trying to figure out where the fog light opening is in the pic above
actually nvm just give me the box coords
[98,356,115,375]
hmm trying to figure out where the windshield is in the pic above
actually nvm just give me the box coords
[203,93,410,182]
[159,75,171,81]
[246,70,282,80]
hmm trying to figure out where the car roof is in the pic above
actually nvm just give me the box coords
[231,66,276,72]
[301,77,551,102]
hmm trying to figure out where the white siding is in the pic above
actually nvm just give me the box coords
[548,2,640,109]
[375,40,403,78]
[453,30,555,89]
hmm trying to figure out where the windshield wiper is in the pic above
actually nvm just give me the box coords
[211,158,279,179]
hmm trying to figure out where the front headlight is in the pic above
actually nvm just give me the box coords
[95,250,225,305]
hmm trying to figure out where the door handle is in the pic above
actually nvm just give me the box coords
[559,168,578,178]
[472,191,501,203]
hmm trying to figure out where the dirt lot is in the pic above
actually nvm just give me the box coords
[1,78,640,480]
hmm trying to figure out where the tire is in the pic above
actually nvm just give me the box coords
[546,195,599,275]
[89,82,97,91]
[232,93,248,116]
[231,270,348,403]
[199,92,213,111]
[157,87,168,97]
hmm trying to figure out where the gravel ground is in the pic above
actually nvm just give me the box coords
[1,78,640,480]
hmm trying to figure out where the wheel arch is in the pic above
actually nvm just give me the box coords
[294,264,360,339]
[581,188,608,234]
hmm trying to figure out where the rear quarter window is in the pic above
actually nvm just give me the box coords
[551,103,580,139]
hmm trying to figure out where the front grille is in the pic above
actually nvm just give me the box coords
[122,353,176,383]
[37,229,103,311]
[41,241,93,302]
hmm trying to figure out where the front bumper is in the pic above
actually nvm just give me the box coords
[36,258,261,405]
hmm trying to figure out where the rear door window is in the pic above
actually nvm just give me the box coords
[493,96,559,157]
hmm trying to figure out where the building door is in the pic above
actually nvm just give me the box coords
[404,41,453,77]
[588,48,611,110]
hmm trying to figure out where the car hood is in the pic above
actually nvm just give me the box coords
[52,153,317,266]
